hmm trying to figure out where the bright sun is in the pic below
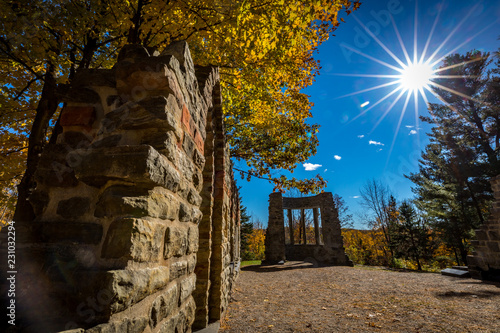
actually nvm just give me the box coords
[399,62,435,92]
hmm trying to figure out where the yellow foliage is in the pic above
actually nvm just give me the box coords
[247,228,266,260]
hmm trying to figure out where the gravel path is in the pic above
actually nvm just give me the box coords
[220,262,500,332]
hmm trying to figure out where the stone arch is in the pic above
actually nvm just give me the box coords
[264,192,352,266]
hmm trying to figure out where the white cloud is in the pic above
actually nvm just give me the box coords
[351,195,360,199]
[324,169,328,172]
[369,140,385,146]
[334,155,342,160]
[358,135,365,138]
[361,101,370,107]
[405,125,414,128]
[409,129,417,135]
[303,163,322,171]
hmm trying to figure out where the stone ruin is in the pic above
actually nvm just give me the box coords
[0,42,240,332]
[468,175,500,281]
[264,192,352,266]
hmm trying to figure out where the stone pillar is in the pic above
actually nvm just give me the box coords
[319,192,351,265]
[313,207,320,245]
[287,209,294,245]
[0,41,241,332]
[264,192,285,264]
[468,176,500,281]
[301,209,306,244]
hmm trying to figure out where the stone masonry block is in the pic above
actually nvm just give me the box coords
[108,267,170,314]
[34,144,79,187]
[187,225,199,254]
[180,274,196,304]
[170,260,188,281]
[56,196,91,219]
[164,225,188,259]
[101,218,164,262]
[95,186,179,220]
[149,283,179,329]
[74,145,180,191]
[103,95,181,137]
[60,106,96,128]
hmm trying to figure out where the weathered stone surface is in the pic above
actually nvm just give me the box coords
[17,42,241,333]
[158,316,176,333]
[170,260,188,281]
[164,226,188,259]
[34,144,79,187]
[61,131,92,149]
[180,274,196,303]
[57,197,91,219]
[109,267,170,313]
[95,186,179,220]
[149,283,179,328]
[74,145,180,191]
[85,316,148,333]
[101,218,163,262]
[90,134,122,149]
[103,95,181,133]
[179,202,192,222]
[187,254,197,274]
[61,106,97,127]
[32,221,103,244]
[187,226,199,254]
[469,175,500,281]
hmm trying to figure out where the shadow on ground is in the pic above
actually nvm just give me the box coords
[435,290,500,299]
[241,261,320,273]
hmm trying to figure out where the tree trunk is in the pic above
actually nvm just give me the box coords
[13,64,59,223]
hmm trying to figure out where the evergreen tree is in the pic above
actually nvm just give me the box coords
[239,198,254,260]
[407,49,499,264]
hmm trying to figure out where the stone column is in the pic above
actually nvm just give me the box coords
[287,209,294,245]
[468,175,500,281]
[264,192,285,264]
[301,209,306,244]
[313,207,320,245]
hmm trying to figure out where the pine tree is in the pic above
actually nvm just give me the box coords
[407,49,499,264]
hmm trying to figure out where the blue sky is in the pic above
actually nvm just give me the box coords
[236,0,500,229]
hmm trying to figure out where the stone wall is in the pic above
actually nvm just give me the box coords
[468,176,500,282]
[1,42,240,332]
[264,192,351,266]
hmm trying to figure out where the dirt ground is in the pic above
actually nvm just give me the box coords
[220,262,500,333]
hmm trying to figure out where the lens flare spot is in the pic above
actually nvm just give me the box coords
[399,62,434,92]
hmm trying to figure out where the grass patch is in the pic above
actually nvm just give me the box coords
[241,260,261,267]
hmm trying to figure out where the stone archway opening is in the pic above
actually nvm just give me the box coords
[264,192,352,266]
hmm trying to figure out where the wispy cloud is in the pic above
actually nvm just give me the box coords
[409,129,417,135]
[358,135,365,138]
[324,168,328,172]
[334,155,342,160]
[351,195,360,199]
[303,163,322,171]
[369,140,385,146]
[405,125,414,128]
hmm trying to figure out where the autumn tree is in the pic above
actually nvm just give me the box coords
[0,0,361,222]
[246,219,266,260]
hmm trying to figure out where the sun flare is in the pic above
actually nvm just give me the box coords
[398,62,434,92]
